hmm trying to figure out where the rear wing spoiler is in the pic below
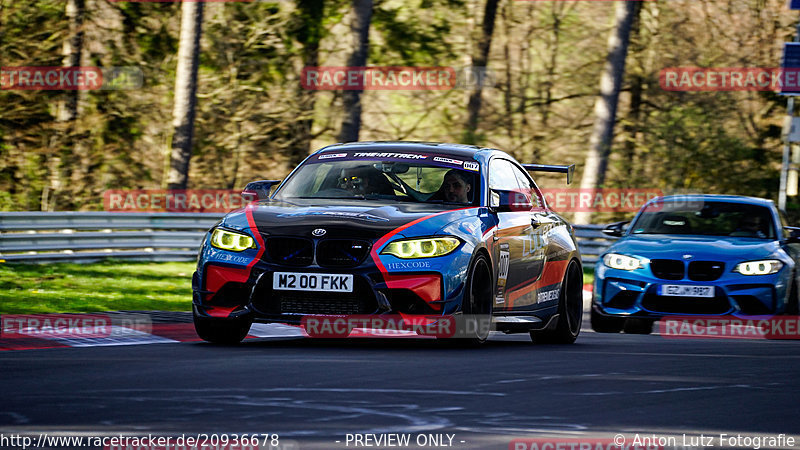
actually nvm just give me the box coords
[521,164,575,184]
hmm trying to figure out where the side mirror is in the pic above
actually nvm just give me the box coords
[784,226,800,244]
[490,189,532,212]
[242,180,281,201]
[602,220,630,237]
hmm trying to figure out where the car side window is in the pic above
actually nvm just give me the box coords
[489,159,522,191]
[511,164,544,209]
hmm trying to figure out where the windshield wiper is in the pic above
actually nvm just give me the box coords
[426,200,470,206]
[297,195,366,200]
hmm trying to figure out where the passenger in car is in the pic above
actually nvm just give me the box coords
[432,169,473,204]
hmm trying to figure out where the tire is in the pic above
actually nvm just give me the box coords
[623,318,654,335]
[458,253,494,346]
[767,274,800,340]
[590,308,624,333]
[531,259,583,344]
[194,313,252,344]
[786,277,799,315]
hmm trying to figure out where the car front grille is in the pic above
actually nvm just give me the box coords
[640,290,732,315]
[279,296,365,315]
[733,294,773,315]
[263,236,372,268]
[266,237,314,266]
[605,290,639,310]
[317,239,371,268]
[688,261,724,281]
[650,259,684,280]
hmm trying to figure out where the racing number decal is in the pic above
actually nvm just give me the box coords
[496,244,510,304]
[498,251,510,281]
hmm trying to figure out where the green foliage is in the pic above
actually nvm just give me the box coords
[0,0,793,215]
[371,0,461,65]
[644,105,775,194]
[0,261,195,313]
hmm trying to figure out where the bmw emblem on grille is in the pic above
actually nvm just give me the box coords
[312,228,327,237]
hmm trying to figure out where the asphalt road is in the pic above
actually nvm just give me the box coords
[2,321,799,450]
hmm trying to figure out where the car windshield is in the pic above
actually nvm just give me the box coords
[629,200,775,239]
[274,154,479,206]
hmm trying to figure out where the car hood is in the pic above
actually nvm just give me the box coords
[608,234,782,261]
[230,199,468,240]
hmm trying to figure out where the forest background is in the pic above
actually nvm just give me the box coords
[1,0,797,223]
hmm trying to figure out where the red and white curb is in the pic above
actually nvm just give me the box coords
[1,287,596,352]
[583,284,593,312]
[0,321,310,351]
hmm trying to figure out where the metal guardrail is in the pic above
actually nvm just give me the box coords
[0,212,616,264]
[0,212,223,263]
[572,224,618,265]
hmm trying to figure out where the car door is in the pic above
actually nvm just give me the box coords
[508,163,550,310]
[488,158,543,310]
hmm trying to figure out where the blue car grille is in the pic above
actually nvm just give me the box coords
[650,259,684,280]
[649,259,724,282]
[688,261,724,281]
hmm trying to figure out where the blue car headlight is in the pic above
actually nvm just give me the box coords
[381,237,460,259]
[603,253,645,271]
[733,259,783,276]
[210,228,256,252]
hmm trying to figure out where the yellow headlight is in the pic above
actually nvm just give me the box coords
[210,228,256,252]
[381,237,460,259]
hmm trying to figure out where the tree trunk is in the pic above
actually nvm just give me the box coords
[621,4,643,186]
[166,1,204,190]
[287,0,324,166]
[337,0,372,143]
[46,0,85,211]
[463,0,499,146]
[573,1,640,225]
[58,0,84,123]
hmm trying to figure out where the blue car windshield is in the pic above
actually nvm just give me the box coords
[274,158,479,206]
[630,201,775,239]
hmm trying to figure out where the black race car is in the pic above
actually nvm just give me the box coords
[193,142,583,344]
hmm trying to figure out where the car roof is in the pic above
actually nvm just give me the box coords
[314,141,498,159]
[651,194,775,208]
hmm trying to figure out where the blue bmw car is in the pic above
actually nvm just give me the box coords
[592,194,800,334]
[193,141,584,345]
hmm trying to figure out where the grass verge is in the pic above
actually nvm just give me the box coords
[0,261,195,314]
[0,260,595,314]
[583,266,594,286]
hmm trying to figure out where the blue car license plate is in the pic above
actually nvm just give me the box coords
[658,285,715,297]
